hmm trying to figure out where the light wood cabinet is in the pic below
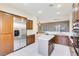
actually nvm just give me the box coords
[0,12,13,55]
[0,12,13,33]
[2,13,13,33]
[27,20,33,29]
[0,34,13,55]
[0,12,2,33]
[0,11,27,55]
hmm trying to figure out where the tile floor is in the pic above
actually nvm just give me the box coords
[7,40,76,56]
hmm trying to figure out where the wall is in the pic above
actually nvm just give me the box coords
[39,21,69,32]
[69,14,73,32]
[0,4,38,35]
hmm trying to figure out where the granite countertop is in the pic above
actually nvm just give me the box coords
[44,31,77,37]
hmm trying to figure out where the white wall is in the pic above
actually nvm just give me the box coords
[69,14,73,32]
[0,4,38,35]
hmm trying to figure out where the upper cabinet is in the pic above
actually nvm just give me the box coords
[26,20,33,29]
[0,12,2,33]
[72,3,79,22]
[0,12,13,33]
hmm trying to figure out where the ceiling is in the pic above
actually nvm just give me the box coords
[0,3,73,20]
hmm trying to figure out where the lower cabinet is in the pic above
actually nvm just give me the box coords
[0,34,13,56]
[72,37,79,48]
[48,39,54,56]
[27,34,35,45]
[53,35,69,46]
[71,37,79,55]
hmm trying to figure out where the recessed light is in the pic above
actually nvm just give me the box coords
[56,11,60,15]
[57,4,62,8]
[38,10,42,14]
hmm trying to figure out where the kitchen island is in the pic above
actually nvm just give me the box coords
[38,34,54,56]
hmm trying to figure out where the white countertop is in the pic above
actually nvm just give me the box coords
[38,34,54,41]
[44,31,77,37]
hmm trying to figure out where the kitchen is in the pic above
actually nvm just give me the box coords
[0,3,79,56]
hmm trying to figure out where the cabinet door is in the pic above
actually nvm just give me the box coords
[57,36,69,45]
[48,41,54,56]
[53,36,69,46]
[0,34,13,55]
[27,20,33,29]
[27,35,35,45]
[2,13,13,33]
[52,36,57,43]
[0,12,3,33]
